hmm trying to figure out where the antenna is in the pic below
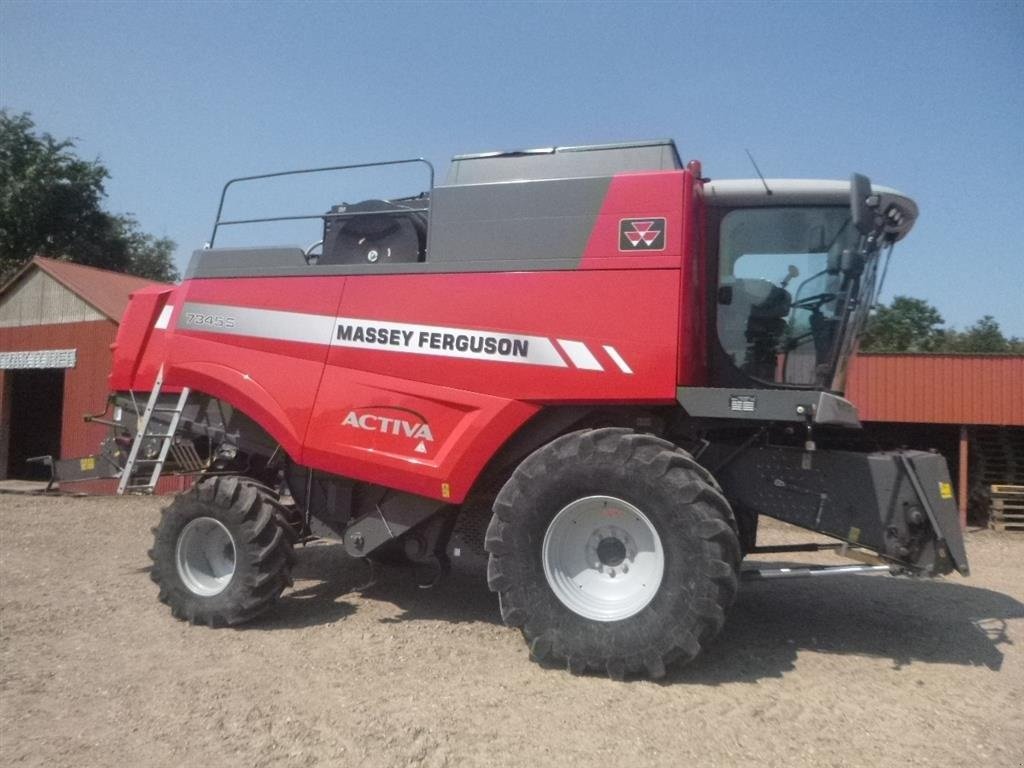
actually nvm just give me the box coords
[745,149,772,196]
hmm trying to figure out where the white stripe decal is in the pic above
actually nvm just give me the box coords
[176,302,632,374]
[603,345,633,374]
[179,303,335,344]
[556,339,603,371]
[177,303,569,368]
[154,304,174,330]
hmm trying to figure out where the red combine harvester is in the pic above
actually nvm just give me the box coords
[60,141,968,679]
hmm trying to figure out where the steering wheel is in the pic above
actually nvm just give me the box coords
[303,240,324,265]
[791,292,836,312]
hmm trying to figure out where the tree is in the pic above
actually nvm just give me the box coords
[115,214,179,283]
[944,316,1024,355]
[860,296,946,352]
[862,297,1024,354]
[0,110,178,283]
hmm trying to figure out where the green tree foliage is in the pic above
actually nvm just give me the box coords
[860,296,946,352]
[0,110,179,284]
[945,316,1024,355]
[862,297,1024,354]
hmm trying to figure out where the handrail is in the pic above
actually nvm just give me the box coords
[209,157,435,246]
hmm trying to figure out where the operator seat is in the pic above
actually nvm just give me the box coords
[718,278,791,379]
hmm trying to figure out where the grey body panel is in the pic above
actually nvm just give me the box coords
[185,248,585,280]
[342,493,447,557]
[446,140,681,184]
[184,247,307,279]
[677,387,861,427]
[711,445,967,576]
[186,175,613,278]
[426,176,610,265]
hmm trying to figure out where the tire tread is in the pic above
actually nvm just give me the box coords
[150,475,296,627]
[485,428,740,680]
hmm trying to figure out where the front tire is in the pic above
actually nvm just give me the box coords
[485,428,740,679]
[149,475,297,626]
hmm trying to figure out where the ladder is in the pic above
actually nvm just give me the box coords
[117,365,190,495]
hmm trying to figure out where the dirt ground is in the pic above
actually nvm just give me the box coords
[1,493,1022,768]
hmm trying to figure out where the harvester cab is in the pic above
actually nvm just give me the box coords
[706,175,915,392]
[52,139,967,679]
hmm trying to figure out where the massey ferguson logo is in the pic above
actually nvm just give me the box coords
[342,407,435,454]
[619,218,666,251]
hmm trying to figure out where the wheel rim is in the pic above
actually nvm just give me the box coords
[175,517,237,597]
[542,495,664,622]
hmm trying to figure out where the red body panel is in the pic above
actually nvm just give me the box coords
[112,170,708,502]
[579,172,687,269]
[173,276,344,459]
[108,286,174,391]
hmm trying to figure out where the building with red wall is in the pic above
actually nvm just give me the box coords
[847,353,1024,522]
[0,257,187,492]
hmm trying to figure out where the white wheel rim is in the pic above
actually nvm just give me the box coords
[542,495,664,622]
[175,517,236,597]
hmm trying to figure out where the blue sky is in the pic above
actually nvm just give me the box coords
[2,1,1022,334]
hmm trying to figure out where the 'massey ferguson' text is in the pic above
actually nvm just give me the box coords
[336,323,529,358]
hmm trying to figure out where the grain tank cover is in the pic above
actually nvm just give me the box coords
[445,140,682,185]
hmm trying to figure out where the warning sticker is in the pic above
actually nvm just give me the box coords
[939,482,953,500]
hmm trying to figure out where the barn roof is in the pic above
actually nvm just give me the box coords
[0,256,168,323]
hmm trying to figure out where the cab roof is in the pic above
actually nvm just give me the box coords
[703,179,918,241]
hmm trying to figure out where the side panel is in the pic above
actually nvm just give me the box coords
[303,369,539,502]
[159,276,345,460]
[306,268,682,501]
[578,171,688,270]
[108,286,174,391]
[577,171,706,384]
[327,270,680,402]
[680,177,708,385]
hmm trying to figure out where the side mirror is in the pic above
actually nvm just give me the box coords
[850,173,877,236]
[841,249,865,277]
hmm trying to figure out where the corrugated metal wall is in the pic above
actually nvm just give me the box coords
[0,320,117,460]
[0,319,190,493]
[847,354,1024,426]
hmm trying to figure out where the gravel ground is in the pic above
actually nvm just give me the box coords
[1,492,1022,768]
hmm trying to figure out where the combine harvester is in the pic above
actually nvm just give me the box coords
[58,140,968,679]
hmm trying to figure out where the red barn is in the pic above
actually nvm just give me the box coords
[0,257,166,486]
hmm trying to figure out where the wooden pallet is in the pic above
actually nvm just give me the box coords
[991,485,1024,532]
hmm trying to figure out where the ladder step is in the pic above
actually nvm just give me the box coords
[117,366,189,496]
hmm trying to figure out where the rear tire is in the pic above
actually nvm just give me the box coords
[149,475,297,626]
[485,428,740,679]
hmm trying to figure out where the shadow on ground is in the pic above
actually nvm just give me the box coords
[232,541,1024,682]
[670,567,1023,685]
